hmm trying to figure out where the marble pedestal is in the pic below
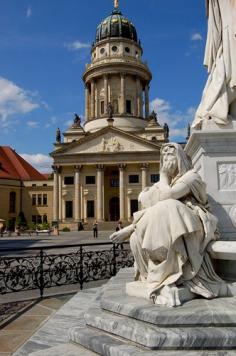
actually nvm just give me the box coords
[185,127,236,240]
[185,124,236,280]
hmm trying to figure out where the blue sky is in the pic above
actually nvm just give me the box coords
[0,0,207,171]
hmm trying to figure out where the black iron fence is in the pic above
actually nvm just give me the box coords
[0,242,134,299]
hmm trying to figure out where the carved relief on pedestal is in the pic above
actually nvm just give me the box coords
[218,163,236,190]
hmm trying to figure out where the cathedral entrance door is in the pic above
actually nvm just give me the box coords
[109,197,120,221]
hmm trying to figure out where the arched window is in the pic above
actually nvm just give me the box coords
[9,192,16,213]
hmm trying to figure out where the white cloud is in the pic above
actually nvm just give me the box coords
[191,33,203,41]
[20,153,53,173]
[27,121,39,128]
[150,97,196,140]
[65,40,90,51]
[0,77,39,128]
[26,6,32,18]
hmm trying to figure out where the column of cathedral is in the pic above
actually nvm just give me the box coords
[141,163,149,190]
[96,165,104,221]
[74,166,81,221]
[120,73,126,114]
[85,85,89,120]
[119,164,126,220]
[104,75,108,115]
[91,80,95,119]
[58,169,62,221]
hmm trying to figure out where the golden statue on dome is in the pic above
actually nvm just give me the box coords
[114,0,119,9]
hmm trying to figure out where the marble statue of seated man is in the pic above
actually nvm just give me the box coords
[110,143,228,307]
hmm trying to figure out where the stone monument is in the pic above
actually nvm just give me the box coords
[110,143,228,307]
[185,0,236,280]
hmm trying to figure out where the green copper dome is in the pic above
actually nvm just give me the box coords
[95,9,138,44]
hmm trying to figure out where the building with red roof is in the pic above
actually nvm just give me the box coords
[0,146,53,229]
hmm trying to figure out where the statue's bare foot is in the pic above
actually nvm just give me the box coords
[110,225,134,243]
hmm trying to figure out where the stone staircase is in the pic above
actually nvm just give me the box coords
[23,268,236,356]
[66,269,236,354]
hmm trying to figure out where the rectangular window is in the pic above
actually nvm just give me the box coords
[37,215,42,224]
[129,175,139,184]
[32,184,36,187]
[64,176,74,185]
[43,184,47,187]
[43,194,47,205]
[32,215,37,224]
[130,199,139,217]
[65,201,73,219]
[87,200,95,218]
[37,194,42,206]
[86,176,96,185]
[126,100,132,114]
[32,194,36,206]
[100,101,105,115]
[150,174,160,183]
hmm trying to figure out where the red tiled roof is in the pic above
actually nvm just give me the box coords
[0,146,46,181]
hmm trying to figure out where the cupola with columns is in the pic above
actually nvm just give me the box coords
[83,0,152,133]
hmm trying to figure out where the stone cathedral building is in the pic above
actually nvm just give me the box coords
[51,1,167,228]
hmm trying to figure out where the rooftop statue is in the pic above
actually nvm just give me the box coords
[192,0,236,129]
[110,143,227,306]
[73,113,81,125]
[56,127,61,143]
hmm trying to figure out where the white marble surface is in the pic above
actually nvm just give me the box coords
[185,130,236,240]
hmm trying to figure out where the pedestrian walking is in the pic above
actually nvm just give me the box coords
[93,220,98,238]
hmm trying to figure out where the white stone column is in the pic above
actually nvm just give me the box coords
[91,80,95,119]
[83,192,88,222]
[119,164,126,220]
[121,73,126,114]
[141,163,149,190]
[58,169,62,221]
[96,165,104,221]
[95,83,99,118]
[145,84,150,118]
[136,78,142,117]
[85,84,89,120]
[127,189,132,222]
[52,166,59,222]
[74,166,81,222]
[104,75,108,115]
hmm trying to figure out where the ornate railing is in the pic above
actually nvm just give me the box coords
[0,242,134,299]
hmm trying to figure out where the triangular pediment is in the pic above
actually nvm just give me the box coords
[52,127,160,156]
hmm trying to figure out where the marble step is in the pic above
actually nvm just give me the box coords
[84,307,236,350]
[69,326,236,356]
[101,291,236,327]
[29,343,96,356]
[100,269,236,327]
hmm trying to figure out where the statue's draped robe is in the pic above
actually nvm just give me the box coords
[193,0,236,128]
[129,145,226,306]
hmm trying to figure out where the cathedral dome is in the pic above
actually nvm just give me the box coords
[95,9,138,44]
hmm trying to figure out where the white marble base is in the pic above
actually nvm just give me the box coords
[185,129,236,240]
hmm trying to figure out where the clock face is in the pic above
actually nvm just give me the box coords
[100,48,105,54]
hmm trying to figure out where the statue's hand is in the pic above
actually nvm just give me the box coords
[109,225,134,243]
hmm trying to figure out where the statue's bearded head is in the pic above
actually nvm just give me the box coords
[161,143,193,181]
[161,145,178,178]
